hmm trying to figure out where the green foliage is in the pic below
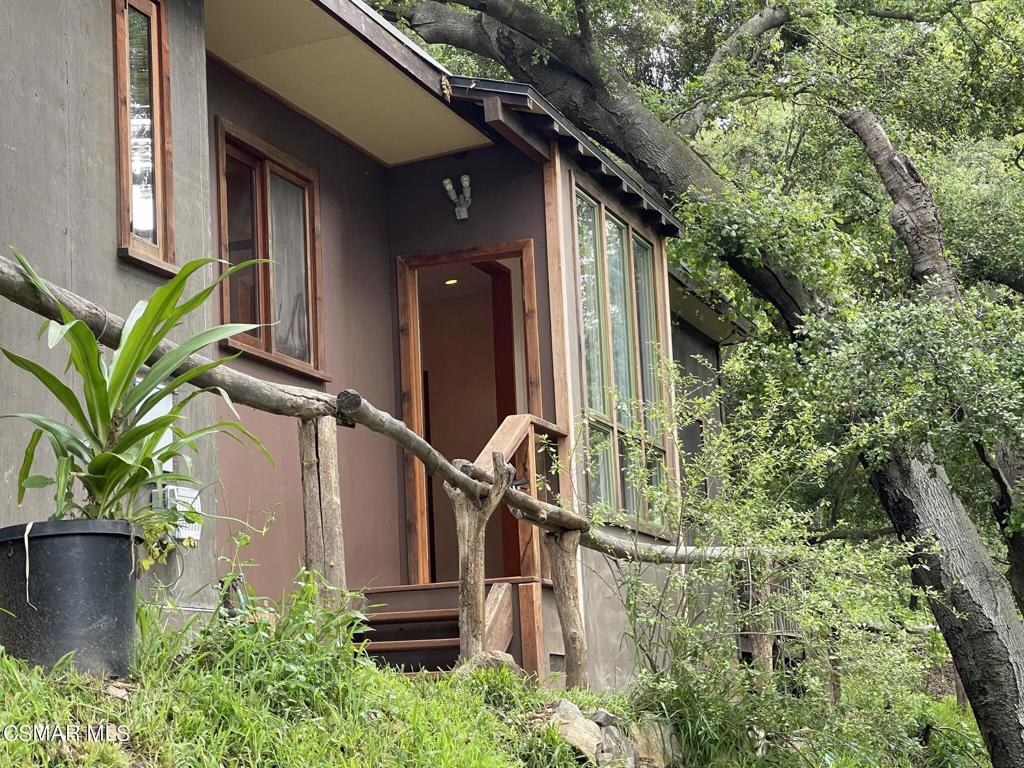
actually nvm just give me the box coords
[0,572,630,768]
[1,250,270,564]
[585,361,989,766]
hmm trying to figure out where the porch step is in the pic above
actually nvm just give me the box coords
[367,608,459,624]
[361,602,462,672]
[366,638,460,653]
[359,579,535,673]
[365,634,461,673]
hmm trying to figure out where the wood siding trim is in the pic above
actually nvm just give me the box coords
[114,0,175,272]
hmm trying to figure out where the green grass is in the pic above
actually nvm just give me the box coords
[0,573,627,768]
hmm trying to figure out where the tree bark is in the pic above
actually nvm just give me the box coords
[445,452,515,659]
[739,556,775,690]
[870,452,1024,766]
[839,109,959,301]
[545,529,589,688]
[298,416,346,595]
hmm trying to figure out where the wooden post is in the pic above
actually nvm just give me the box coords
[298,415,346,594]
[445,452,514,659]
[742,556,774,689]
[545,529,588,689]
[483,581,514,652]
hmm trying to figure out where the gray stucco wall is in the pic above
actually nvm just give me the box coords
[0,0,219,609]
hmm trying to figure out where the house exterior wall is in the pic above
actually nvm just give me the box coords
[206,59,405,597]
[0,0,219,609]
[386,144,555,424]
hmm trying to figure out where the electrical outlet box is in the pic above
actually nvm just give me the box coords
[151,485,202,541]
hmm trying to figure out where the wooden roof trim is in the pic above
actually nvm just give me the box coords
[482,96,550,163]
[449,77,683,237]
[311,0,453,103]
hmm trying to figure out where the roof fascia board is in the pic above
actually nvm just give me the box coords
[449,76,683,235]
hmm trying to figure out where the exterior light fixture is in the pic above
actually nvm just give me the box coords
[442,174,472,220]
[444,278,459,286]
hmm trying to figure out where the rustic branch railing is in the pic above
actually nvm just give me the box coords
[0,251,736,690]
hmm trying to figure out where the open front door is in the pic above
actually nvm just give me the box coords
[397,240,542,584]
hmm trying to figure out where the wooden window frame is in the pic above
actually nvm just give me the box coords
[114,0,175,275]
[571,181,673,537]
[215,118,327,381]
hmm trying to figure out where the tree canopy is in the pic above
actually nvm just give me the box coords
[379,0,1024,762]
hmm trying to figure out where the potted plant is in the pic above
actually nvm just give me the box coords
[0,252,268,677]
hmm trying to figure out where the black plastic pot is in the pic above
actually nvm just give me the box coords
[0,519,140,678]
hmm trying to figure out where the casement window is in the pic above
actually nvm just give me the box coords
[114,0,174,272]
[575,190,668,531]
[216,120,325,379]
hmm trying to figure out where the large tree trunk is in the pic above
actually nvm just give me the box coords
[844,109,1024,765]
[396,5,1024,756]
[871,452,1024,766]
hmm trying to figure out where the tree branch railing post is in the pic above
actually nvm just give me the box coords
[445,452,514,659]
[298,415,346,596]
[544,528,588,688]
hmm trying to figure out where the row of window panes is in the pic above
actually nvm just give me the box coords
[576,190,667,528]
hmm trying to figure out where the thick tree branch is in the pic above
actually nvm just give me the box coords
[679,6,794,137]
[394,1,501,60]
[840,109,959,301]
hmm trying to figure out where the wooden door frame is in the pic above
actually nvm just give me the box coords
[397,239,543,585]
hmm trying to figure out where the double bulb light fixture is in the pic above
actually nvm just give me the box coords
[442,174,472,220]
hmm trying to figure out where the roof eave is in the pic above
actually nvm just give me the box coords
[449,76,683,237]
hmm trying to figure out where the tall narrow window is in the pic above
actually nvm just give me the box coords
[115,0,173,270]
[576,192,607,415]
[605,215,635,425]
[224,148,262,334]
[218,121,324,378]
[633,236,659,434]
[269,171,312,363]
[574,187,669,532]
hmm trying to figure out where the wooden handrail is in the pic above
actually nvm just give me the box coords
[475,414,531,466]
[0,252,740,690]
[474,413,565,467]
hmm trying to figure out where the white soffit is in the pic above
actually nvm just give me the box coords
[205,0,491,165]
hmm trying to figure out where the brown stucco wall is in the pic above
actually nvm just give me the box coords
[386,144,556,423]
[206,60,405,597]
[0,0,218,609]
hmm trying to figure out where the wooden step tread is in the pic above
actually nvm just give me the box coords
[366,638,460,653]
[363,576,549,594]
[366,609,458,625]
